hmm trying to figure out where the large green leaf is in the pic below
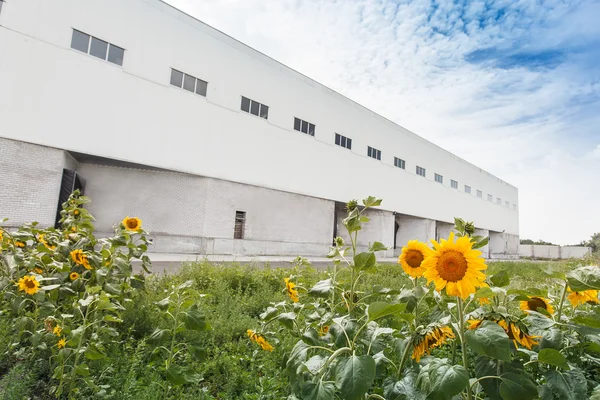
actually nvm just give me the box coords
[367,302,406,322]
[85,345,106,360]
[567,266,600,291]
[335,355,376,400]
[277,312,297,330]
[369,241,389,252]
[383,373,425,400]
[301,381,335,400]
[183,305,211,331]
[354,252,376,271]
[474,356,501,400]
[499,372,538,400]
[287,340,309,374]
[465,321,511,361]
[75,363,90,376]
[426,359,469,400]
[538,348,569,370]
[540,328,563,350]
[165,364,198,386]
[490,271,510,287]
[308,279,334,298]
[362,196,382,207]
[148,328,170,346]
[544,369,587,400]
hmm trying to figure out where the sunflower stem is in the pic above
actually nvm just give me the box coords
[556,280,568,321]
[397,334,414,378]
[456,297,472,400]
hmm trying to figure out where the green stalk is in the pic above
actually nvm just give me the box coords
[556,281,569,321]
[397,334,414,378]
[457,297,472,400]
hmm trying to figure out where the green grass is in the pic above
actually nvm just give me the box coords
[0,259,583,399]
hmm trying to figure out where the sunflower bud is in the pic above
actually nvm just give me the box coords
[334,236,345,247]
[346,200,358,212]
[464,221,475,236]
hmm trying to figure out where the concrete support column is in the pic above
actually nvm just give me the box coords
[394,215,436,256]
[489,232,520,259]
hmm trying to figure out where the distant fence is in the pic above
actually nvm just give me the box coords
[519,245,591,259]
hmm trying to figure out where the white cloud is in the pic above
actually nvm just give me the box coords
[164,0,600,245]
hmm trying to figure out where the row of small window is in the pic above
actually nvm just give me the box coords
[433,173,515,208]
[71,29,125,66]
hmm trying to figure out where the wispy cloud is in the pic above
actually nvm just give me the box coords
[165,0,600,244]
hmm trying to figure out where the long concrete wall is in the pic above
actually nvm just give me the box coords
[519,245,591,259]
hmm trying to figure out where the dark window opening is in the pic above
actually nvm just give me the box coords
[234,211,246,239]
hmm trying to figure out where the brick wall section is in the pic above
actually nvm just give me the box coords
[0,137,69,227]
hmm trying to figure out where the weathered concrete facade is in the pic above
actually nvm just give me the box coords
[519,245,591,259]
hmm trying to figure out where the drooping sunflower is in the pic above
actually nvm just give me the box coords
[247,329,258,342]
[520,296,554,316]
[412,326,455,362]
[467,319,483,330]
[15,241,25,248]
[497,320,539,350]
[246,329,273,351]
[122,217,142,231]
[567,288,599,307]
[57,338,67,349]
[53,325,62,337]
[33,268,43,274]
[398,240,432,278]
[319,325,330,336]
[17,276,40,295]
[284,278,299,302]
[422,232,487,299]
[70,272,80,281]
[38,234,56,251]
[70,249,92,270]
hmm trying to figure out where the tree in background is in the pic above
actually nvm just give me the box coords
[580,232,600,253]
[520,238,555,245]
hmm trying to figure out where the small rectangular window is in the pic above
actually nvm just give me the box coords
[71,30,90,53]
[308,123,315,136]
[294,117,316,136]
[170,69,183,87]
[300,120,308,133]
[250,100,260,116]
[335,133,351,150]
[488,194,493,201]
[89,37,108,60]
[195,79,208,96]
[241,97,250,112]
[394,157,405,169]
[451,180,458,189]
[294,118,301,131]
[234,211,246,239]
[477,190,482,198]
[367,146,381,160]
[464,185,471,193]
[107,44,124,65]
[435,174,443,184]
[416,166,426,177]
[259,104,269,119]
[183,74,196,92]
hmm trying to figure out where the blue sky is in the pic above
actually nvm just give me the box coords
[166,0,600,245]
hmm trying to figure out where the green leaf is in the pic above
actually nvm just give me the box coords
[362,196,382,207]
[287,340,309,374]
[189,345,207,362]
[41,284,61,291]
[166,365,186,386]
[369,241,389,252]
[591,385,600,400]
[544,369,587,400]
[499,372,538,400]
[277,312,297,330]
[335,355,376,400]
[259,306,279,320]
[85,345,106,360]
[354,252,376,271]
[426,358,469,400]
[156,297,171,311]
[540,328,564,350]
[490,270,510,287]
[183,305,210,331]
[465,321,511,361]
[308,279,334,298]
[474,286,495,299]
[567,265,600,291]
[383,373,425,400]
[474,356,501,400]
[473,236,489,250]
[367,302,406,322]
[538,348,569,369]
[454,217,466,233]
[301,381,335,400]
[75,363,90,376]
[148,328,170,346]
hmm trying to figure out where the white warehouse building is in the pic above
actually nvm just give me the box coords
[0,0,519,259]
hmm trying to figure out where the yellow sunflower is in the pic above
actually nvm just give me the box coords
[122,217,142,231]
[246,330,273,351]
[57,338,67,349]
[247,329,258,342]
[70,272,80,281]
[284,278,299,302]
[412,326,454,362]
[15,241,25,248]
[520,297,554,316]
[319,325,330,336]
[467,319,483,330]
[33,268,43,274]
[70,249,92,270]
[17,276,40,295]
[0,229,3,242]
[73,209,80,216]
[478,297,490,305]
[422,232,487,299]
[497,320,539,350]
[567,288,599,307]
[38,234,56,251]
[398,240,432,278]
[53,325,62,337]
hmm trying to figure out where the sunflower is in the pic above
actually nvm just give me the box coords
[567,288,599,307]
[412,326,454,362]
[17,276,40,295]
[57,338,67,349]
[319,325,330,336]
[0,229,3,242]
[70,249,92,270]
[478,297,490,305]
[73,209,80,216]
[15,241,25,248]
[53,325,62,337]
[122,217,142,231]
[38,234,56,251]
[33,268,43,274]
[399,240,432,278]
[246,330,273,351]
[284,278,299,302]
[467,319,483,330]
[497,320,539,350]
[422,232,487,299]
[70,272,80,281]
[520,297,554,316]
